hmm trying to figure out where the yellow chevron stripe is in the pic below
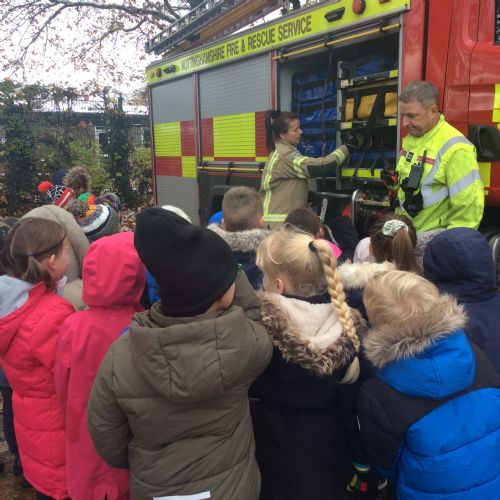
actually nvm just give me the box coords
[263,213,287,222]
[478,162,491,188]
[213,113,256,157]
[342,168,379,179]
[292,156,307,179]
[493,84,500,109]
[154,122,181,156]
[182,156,197,178]
[263,151,280,218]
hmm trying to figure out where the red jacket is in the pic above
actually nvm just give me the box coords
[55,231,145,500]
[0,279,74,499]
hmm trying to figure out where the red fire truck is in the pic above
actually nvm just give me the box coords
[146,0,500,258]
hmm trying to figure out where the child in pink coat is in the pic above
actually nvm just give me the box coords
[0,218,74,499]
[55,231,146,500]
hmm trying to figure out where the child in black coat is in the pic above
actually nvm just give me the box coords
[250,228,361,500]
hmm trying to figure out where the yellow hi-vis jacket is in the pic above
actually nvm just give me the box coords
[260,139,346,227]
[395,115,484,233]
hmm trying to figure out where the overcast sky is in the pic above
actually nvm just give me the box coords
[0,4,281,97]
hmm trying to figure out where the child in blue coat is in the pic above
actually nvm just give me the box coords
[358,271,500,499]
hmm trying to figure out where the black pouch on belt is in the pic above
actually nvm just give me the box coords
[403,191,423,217]
[401,157,425,217]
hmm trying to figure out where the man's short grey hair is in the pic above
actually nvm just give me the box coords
[399,81,439,106]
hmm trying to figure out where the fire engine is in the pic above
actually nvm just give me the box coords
[145,0,500,267]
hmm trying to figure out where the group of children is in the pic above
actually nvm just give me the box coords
[0,181,499,500]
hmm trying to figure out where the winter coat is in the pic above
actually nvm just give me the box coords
[208,224,269,289]
[250,292,358,500]
[55,232,146,500]
[0,277,74,499]
[144,270,159,306]
[88,271,273,500]
[338,261,395,319]
[423,227,500,375]
[22,205,89,310]
[358,294,500,499]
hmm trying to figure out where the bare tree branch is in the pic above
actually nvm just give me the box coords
[0,0,187,85]
[0,0,267,90]
[122,17,147,33]
[46,0,175,22]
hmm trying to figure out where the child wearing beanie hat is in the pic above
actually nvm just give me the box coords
[67,196,120,242]
[38,181,75,209]
[88,208,273,499]
[135,207,238,316]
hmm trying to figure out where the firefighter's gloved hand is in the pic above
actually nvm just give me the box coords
[344,133,368,151]
[381,167,398,187]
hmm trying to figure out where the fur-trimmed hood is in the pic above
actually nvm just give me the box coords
[259,292,356,376]
[208,223,269,253]
[338,261,395,290]
[363,293,467,370]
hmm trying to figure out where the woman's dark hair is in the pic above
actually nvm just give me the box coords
[369,213,421,273]
[265,109,299,151]
[0,218,66,287]
[284,207,321,237]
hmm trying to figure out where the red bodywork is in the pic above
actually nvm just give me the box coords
[402,0,500,206]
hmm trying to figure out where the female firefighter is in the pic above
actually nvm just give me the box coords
[260,110,351,228]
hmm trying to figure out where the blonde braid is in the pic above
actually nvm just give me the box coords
[313,240,360,383]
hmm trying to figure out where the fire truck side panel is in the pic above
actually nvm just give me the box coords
[148,0,500,224]
[424,0,454,104]
[440,0,478,130]
[469,0,500,205]
[151,76,200,224]
[199,54,271,162]
[401,0,426,87]
[196,55,271,222]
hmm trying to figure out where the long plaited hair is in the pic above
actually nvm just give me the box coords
[256,229,360,383]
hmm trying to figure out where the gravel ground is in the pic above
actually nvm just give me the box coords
[120,208,139,232]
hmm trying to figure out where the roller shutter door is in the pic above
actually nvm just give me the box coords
[151,76,199,224]
[199,55,271,162]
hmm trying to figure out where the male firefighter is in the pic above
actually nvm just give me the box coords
[387,80,484,234]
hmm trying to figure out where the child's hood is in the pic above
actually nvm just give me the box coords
[423,227,497,303]
[82,231,146,308]
[259,292,356,376]
[0,275,32,318]
[127,302,264,403]
[208,223,269,253]
[338,261,395,290]
[21,205,89,282]
[0,277,39,354]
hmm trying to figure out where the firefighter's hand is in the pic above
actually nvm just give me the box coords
[381,168,398,187]
[338,144,349,158]
[344,133,369,151]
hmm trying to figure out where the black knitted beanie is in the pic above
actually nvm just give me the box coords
[134,207,238,317]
